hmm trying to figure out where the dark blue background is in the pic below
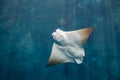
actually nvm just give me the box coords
[0,0,120,80]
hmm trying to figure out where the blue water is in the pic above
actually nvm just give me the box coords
[0,0,120,80]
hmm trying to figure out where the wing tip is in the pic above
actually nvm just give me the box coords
[77,27,94,45]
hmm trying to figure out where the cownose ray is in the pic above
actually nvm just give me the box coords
[47,27,93,67]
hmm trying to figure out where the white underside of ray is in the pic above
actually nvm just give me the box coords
[47,28,93,66]
[52,43,75,63]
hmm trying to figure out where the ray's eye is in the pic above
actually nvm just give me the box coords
[52,31,64,42]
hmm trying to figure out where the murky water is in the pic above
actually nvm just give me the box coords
[0,0,120,80]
